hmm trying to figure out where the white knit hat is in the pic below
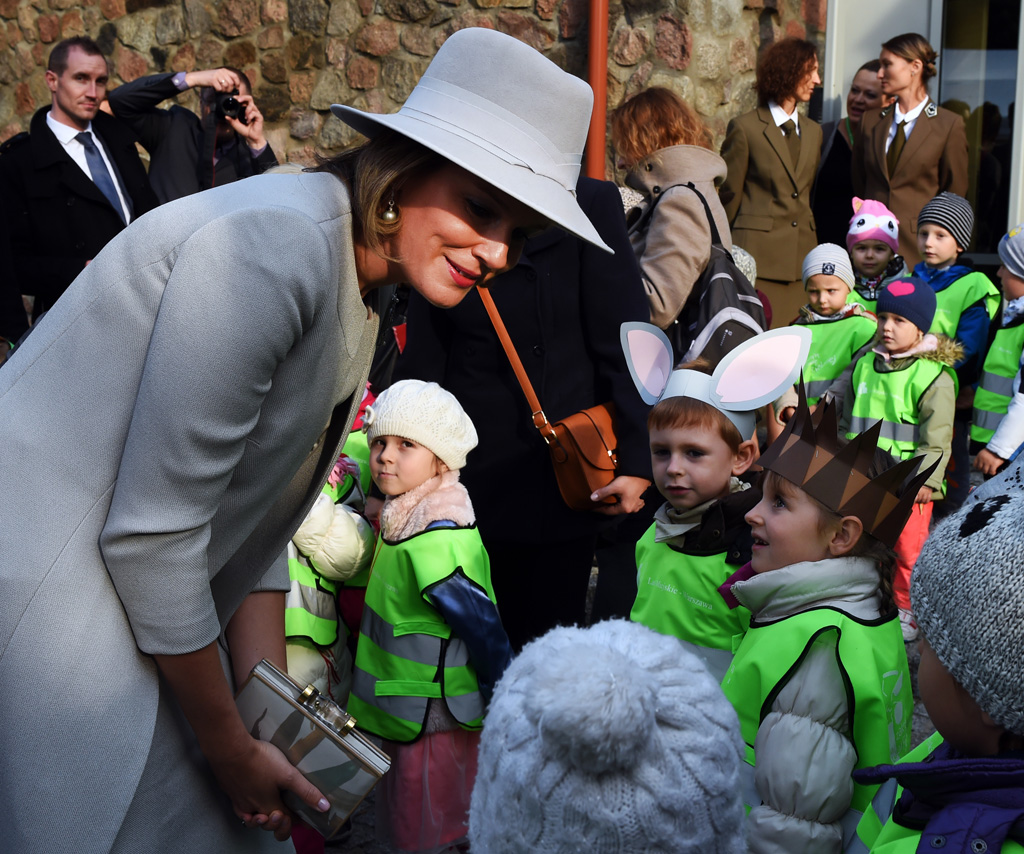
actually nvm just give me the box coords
[912,472,1024,736]
[363,380,478,470]
[469,620,747,854]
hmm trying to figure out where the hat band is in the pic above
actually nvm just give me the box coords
[398,78,582,191]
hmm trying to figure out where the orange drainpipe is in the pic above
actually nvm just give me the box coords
[584,0,609,179]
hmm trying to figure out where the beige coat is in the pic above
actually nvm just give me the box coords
[624,144,733,329]
[719,106,822,283]
[851,101,968,267]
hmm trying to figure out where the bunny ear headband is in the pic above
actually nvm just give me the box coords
[620,323,812,438]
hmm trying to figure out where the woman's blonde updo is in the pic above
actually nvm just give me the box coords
[882,32,938,86]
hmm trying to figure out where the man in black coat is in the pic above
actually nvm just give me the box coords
[0,37,158,348]
[107,66,278,204]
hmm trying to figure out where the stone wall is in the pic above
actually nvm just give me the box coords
[0,0,824,174]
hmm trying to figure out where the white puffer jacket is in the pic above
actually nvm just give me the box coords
[730,557,885,854]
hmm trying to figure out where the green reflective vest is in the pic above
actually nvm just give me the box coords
[348,526,494,743]
[929,270,1000,338]
[631,523,749,680]
[796,311,878,405]
[285,545,341,647]
[971,320,1024,444]
[721,607,913,825]
[847,354,955,462]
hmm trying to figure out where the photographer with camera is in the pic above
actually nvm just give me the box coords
[108,66,278,204]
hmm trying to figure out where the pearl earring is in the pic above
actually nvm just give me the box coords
[381,194,398,223]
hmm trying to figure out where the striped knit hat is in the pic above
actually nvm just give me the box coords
[917,192,974,251]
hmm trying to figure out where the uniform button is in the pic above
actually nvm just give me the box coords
[652,185,661,195]
[791,192,799,199]
[645,163,653,171]
[971,841,988,853]
[791,221,798,227]
[532,345,545,357]
[525,269,537,281]
[712,529,721,538]
[930,837,946,849]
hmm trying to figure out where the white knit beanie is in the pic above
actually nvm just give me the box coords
[363,380,478,470]
[469,620,747,854]
[912,471,1024,736]
[802,243,855,291]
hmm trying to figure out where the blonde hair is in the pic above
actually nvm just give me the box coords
[882,33,938,87]
[313,130,444,257]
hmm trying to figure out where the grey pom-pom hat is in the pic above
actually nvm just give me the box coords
[330,28,612,254]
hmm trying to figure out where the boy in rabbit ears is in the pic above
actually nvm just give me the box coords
[621,324,810,682]
[847,198,909,312]
[348,380,512,854]
[717,390,930,854]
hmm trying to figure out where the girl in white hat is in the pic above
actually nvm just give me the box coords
[351,380,512,853]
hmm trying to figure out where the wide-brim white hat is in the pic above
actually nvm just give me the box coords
[330,28,612,254]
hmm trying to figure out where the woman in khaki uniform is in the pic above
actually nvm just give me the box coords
[720,38,823,327]
[852,32,968,267]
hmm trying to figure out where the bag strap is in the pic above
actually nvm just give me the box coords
[682,181,724,246]
[476,285,558,445]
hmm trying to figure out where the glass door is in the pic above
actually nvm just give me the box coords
[939,0,1021,269]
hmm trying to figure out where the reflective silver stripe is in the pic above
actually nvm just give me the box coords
[444,637,472,670]
[973,408,1005,431]
[806,378,834,398]
[445,690,485,723]
[350,670,429,723]
[870,777,899,824]
[849,416,919,445]
[286,578,337,620]
[361,605,448,666]
[679,640,734,684]
[840,808,865,849]
[980,370,1015,398]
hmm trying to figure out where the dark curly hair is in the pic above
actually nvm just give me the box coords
[755,38,818,107]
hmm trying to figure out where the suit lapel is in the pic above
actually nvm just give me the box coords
[874,107,895,181]
[794,121,815,182]
[758,106,797,187]
[892,101,933,181]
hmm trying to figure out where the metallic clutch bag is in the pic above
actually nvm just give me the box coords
[235,659,391,840]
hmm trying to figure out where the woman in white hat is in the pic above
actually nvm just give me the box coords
[0,28,607,854]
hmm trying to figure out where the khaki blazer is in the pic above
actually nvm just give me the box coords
[852,101,968,267]
[719,106,822,283]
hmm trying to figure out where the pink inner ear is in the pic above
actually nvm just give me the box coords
[716,334,804,403]
[627,328,672,396]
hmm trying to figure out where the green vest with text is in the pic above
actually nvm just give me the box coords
[847,354,953,462]
[631,523,749,656]
[797,312,878,405]
[348,526,494,743]
[929,270,999,339]
[971,320,1024,444]
[720,608,913,820]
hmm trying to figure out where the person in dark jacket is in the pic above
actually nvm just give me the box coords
[0,36,158,345]
[394,176,654,650]
[107,65,278,204]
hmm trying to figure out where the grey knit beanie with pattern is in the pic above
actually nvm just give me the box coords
[912,468,1024,736]
[802,243,855,291]
[468,620,747,854]
[917,191,975,252]
[363,379,478,469]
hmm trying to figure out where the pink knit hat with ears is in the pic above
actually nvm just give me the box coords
[847,197,900,254]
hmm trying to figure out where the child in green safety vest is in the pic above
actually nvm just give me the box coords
[348,379,512,854]
[839,277,961,642]
[972,224,1024,479]
[620,323,811,682]
[846,197,909,313]
[770,243,878,439]
[851,477,1024,854]
[718,388,930,854]
[912,192,1000,517]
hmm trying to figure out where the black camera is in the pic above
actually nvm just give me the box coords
[214,89,247,124]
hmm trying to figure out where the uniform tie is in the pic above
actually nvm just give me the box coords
[781,118,800,166]
[886,120,907,176]
[75,131,126,224]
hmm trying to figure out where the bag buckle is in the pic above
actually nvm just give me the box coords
[533,410,557,446]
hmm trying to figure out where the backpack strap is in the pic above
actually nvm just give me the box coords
[646,182,726,248]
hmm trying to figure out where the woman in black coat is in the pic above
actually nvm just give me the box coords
[394,177,653,650]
